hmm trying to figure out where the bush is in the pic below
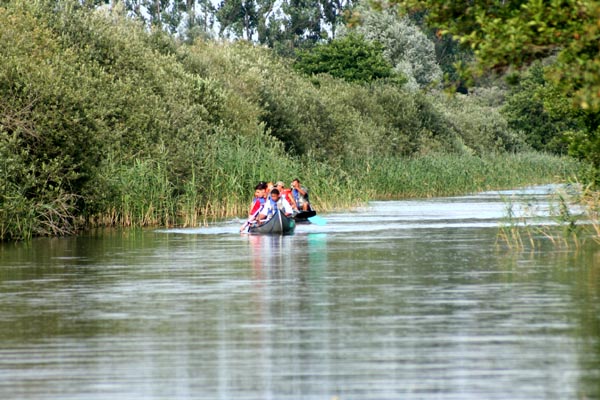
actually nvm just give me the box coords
[502,62,585,154]
[432,87,528,154]
[294,33,401,84]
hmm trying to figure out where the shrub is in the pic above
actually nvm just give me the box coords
[294,33,400,84]
[502,62,585,154]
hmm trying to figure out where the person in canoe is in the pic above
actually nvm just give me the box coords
[275,181,298,213]
[240,182,268,232]
[291,178,312,211]
[257,188,294,223]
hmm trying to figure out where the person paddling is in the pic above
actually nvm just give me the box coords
[240,182,268,232]
[291,178,311,211]
[257,189,294,224]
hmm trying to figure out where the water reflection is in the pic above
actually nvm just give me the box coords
[0,187,599,399]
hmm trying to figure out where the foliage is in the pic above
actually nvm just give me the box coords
[340,3,442,90]
[388,0,600,183]
[103,0,351,49]
[432,87,528,154]
[0,0,582,241]
[294,33,398,83]
[0,3,104,230]
[216,0,258,40]
[347,152,580,199]
[409,10,472,91]
[390,0,600,110]
[502,61,585,154]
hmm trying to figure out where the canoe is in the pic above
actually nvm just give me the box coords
[293,210,317,223]
[249,212,295,234]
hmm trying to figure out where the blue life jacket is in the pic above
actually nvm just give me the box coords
[293,188,309,206]
[264,198,279,219]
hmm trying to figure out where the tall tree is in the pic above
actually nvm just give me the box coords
[275,0,324,53]
[216,0,258,40]
[341,3,442,90]
[388,0,600,181]
[183,0,215,41]
[320,0,353,39]
[255,0,277,44]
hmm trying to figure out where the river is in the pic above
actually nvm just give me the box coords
[1,185,599,399]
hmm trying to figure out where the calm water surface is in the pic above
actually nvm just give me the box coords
[1,186,599,399]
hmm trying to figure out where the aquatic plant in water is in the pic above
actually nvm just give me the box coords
[497,183,600,250]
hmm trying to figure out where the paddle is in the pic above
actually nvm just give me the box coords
[308,215,327,226]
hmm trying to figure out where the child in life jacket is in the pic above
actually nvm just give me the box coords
[240,182,268,232]
[257,188,294,223]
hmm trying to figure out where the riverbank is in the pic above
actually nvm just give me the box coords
[90,152,581,222]
[0,3,583,242]
[0,151,580,242]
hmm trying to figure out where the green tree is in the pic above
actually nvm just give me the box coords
[389,0,600,110]
[269,0,324,55]
[502,62,585,154]
[182,0,216,42]
[122,0,172,28]
[320,0,354,39]
[294,33,399,83]
[341,3,441,90]
[216,0,258,40]
[389,0,600,180]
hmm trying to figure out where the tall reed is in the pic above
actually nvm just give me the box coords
[347,152,580,200]
[85,151,579,229]
[497,183,600,250]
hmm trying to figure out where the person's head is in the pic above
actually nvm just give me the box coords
[291,178,300,188]
[270,188,280,201]
[275,181,285,190]
[254,182,267,198]
[256,181,268,190]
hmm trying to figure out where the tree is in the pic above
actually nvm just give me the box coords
[122,0,173,29]
[271,0,324,54]
[389,0,600,110]
[341,3,441,90]
[182,0,216,42]
[320,0,354,39]
[389,0,600,181]
[502,62,584,154]
[216,0,258,40]
[294,33,400,83]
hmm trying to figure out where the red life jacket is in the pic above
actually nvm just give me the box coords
[281,188,294,206]
[249,197,265,217]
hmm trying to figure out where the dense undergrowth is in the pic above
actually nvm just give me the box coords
[0,1,581,240]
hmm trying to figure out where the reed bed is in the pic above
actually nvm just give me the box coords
[497,183,600,250]
[82,152,579,230]
[350,152,580,200]
[1,148,581,240]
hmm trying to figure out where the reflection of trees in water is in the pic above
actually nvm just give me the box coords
[499,243,600,399]
[245,233,332,396]
[570,246,600,400]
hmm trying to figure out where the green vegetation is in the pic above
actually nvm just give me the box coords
[357,153,578,200]
[0,0,584,241]
[294,33,401,84]
[497,183,600,250]
[390,0,600,182]
[502,62,585,155]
